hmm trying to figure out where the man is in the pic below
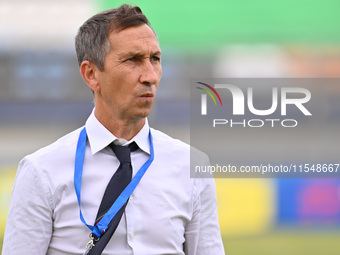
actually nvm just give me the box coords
[2,4,224,255]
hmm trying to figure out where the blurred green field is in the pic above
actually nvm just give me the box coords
[223,230,340,255]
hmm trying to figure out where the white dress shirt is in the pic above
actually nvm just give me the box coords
[2,111,224,255]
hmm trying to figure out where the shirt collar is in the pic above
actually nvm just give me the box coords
[85,109,151,155]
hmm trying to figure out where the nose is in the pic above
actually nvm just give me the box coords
[139,59,161,86]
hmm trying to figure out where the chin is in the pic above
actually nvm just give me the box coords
[135,109,152,119]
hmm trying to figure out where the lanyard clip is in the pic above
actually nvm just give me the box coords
[84,233,99,255]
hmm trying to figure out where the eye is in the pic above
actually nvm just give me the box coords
[151,56,160,62]
[126,57,137,62]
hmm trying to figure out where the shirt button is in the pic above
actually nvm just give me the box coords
[131,233,136,239]
[130,195,134,200]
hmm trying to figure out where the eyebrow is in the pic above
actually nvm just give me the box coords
[120,50,161,59]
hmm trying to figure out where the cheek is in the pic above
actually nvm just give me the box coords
[155,65,162,81]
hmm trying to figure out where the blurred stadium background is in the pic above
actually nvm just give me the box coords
[1,0,340,254]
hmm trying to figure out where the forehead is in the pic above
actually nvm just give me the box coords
[108,24,160,54]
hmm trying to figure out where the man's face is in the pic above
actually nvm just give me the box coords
[95,24,162,123]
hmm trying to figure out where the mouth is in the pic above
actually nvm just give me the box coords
[139,92,154,98]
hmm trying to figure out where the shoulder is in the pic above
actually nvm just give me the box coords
[150,127,210,167]
[15,127,84,199]
[23,127,83,167]
[150,127,190,151]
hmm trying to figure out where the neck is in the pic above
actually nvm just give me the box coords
[94,108,146,141]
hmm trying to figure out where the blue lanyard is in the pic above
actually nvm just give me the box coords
[74,126,154,238]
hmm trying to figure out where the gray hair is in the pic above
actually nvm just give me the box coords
[75,4,151,71]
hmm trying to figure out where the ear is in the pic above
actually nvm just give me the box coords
[80,60,101,92]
